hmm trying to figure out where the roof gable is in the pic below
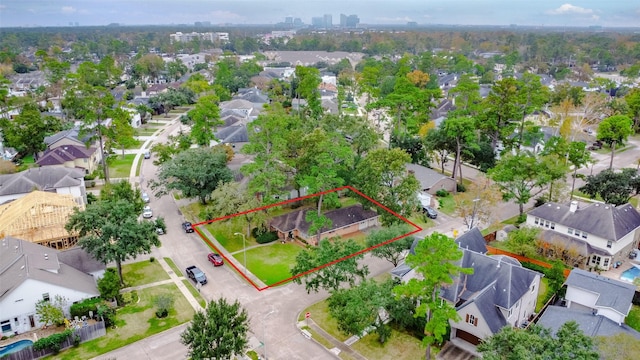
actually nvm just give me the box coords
[566,268,635,315]
[0,167,84,196]
[36,145,96,166]
[270,205,379,235]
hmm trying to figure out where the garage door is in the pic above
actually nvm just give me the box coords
[456,329,481,345]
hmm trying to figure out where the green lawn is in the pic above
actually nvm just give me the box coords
[235,242,303,285]
[351,328,426,360]
[182,279,207,308]
[205,220,260,253]
[164,257,182,276]
[536,277,549,312]
[436,194,456,215]
[301,299,349,342]
[52,284,194,360]
[121,260,170,287]
[107,154,135,178]
[626,305,640,332]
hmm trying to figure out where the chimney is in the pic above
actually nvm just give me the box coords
[569,201,578,213]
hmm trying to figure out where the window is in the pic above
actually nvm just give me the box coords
[531,284,536,293]
[591,255,601,265]
[42,293,50,302]
[1,320,10,332]
[550,223,555,230]
[568,228,574,235]
[603,258,610,267]
[534,217,540,225]
[607,241,612,248]
[465,314,478,326]
[581,232,587,239]
[544,220,550,228]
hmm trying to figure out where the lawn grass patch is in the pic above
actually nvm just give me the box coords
[51,284,194,360]
[135,154,143,177]
[182,279,206,308]
[301,326,334,349]
[235,243,303,285]
[122,260,170,287]
[302,300,349,342]
[350,328,425,360]
[164,257,182,276]
[626,305,640,332]
[436,194,456,215]
[107,154,135,178]
[180,202,205,223]
[204,218,259,253]
[536,277,549,312]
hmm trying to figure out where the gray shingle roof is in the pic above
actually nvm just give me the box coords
[441,249,541,332]
[455,227,488,254]
[538,305,640,339]
[0,167,85,196]
[36,144,96,166]
[0,237,99,301]
[57,247,105,275]
[565,268,635,315]
[269,204,379,235]
[44,127,93,147]
[528,202,640,242]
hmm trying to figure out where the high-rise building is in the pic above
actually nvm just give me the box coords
[323,14,332,29]
[340,14,347,27]
[346,15,359,28]
[285,16,293,24]
[311,17,323,27]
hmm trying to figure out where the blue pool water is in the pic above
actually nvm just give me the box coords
[620,266,640,283]
[0,339,33,356]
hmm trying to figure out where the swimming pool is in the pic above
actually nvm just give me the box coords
[0,339,34,356]
[620,266,640,283]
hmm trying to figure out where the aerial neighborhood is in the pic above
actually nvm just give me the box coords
[2,8,640,360]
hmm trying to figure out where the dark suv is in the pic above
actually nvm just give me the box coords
[423,206,438,219]
[182,222,194,233]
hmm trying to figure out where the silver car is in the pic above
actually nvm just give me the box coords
[141,192,150,203]
[142,206,153,218]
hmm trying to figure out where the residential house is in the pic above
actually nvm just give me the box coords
[537,305,640,340]
[526,201,640,270]
[269,204,379,245]
[0,167,87,205]
[44,127,95,152]
[563,268,635,325]
[0,237,100,336]
[36,144,99,175]
[441,250,542,346]
[0,191,84,250]
[405,163,456,195]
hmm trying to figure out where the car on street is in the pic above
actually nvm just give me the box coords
[142,206,153,218]
[182,222,194,233]
[207,253,224,266]
[141,192,150,203]
[185,265,207,285]
[423,206,438,219]
[144,150,151,159]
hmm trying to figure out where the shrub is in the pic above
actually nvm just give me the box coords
[70,297,103,319]
[534,197,547,207]
[256,231,279,244]
[456,183,466,193]
[435,189,449,197]
[33,329,72,354]
[96,304,116,327]
[154,294,174,318]
[150,256,156,262]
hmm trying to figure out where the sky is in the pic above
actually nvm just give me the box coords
[0,1,639,28]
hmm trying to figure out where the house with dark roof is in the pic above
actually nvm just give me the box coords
[526,201,640,270]
[44,127,95,151]
[36,144,99,174]
[405,163,456,195]
[441,250,542,347]
[537,306,640,340]
[563,268,636,325]
[0,237,100,336]
[0,167,87,205]
[269,204,379,245]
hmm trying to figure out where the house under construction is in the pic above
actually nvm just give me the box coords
[0,190,84,250]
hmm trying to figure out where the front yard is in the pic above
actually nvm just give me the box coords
[235,242,303,286]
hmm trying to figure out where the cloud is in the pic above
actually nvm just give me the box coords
[547,4,594,16]
[61,6,77,14]
[209,10,246,22]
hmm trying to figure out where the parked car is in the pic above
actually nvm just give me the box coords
[185,265,207,285]
[141,192,150,203]
[144,150,151,159]
[156,227,165,235]
[207,253,224,266]
[588,140,603,150]
[423,206,438,219]
[142,206,153,218]
[182,222,194,233]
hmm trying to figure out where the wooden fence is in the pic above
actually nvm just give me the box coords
[4,321,106,360]
[486,245,571,278]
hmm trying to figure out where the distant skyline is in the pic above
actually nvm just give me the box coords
[1,1,639,28]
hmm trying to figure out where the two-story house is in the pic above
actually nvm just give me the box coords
[526,201,640,270]
[0,167,87,205]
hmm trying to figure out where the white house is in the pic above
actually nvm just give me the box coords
[0,237,100,335]
[526,201,640,270]
[563,268,636,325]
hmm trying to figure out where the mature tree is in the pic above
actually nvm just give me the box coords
[188,94,223,146]
[290,238,369,293]
[365,224,414,267]
[166,58,188,81]
[152,147,232,204]
[97,268,122,302]
[66,199,160,285]
[543,137,593,200]
[448,74,481,116]
[181,298,250,360]
[580,168,638,206]
[441,116,478,187]
[626,88,640,130]
[455,175,501,230]
[202,181,266,238]
[597,115,634,169]
[0,102,62,159]
[104,107,136,157]
[328,279,396,342]
[489,153,565,216]
[294,65,322,120]
[423,127,453,174]
[478,77,520,151]
[181,73,212,95]
[394,233,472,360]
[478,321,599,360]
[35,295,67,327]
[136,54,165,83]
[100,180,145,214]
[355,148,420,224]
[504,227,541,258]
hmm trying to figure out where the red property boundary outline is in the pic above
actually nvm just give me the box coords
[192,185,423,291]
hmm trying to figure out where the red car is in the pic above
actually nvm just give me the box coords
[207,253,224,266]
